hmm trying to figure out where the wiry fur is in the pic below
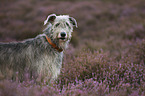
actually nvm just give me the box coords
[0,14,77,82]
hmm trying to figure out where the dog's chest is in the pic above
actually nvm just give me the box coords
[37,51,63,79]
[45,52,63,66]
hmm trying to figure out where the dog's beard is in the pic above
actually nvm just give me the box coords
[52,32,71,50]
[58,39,70,50]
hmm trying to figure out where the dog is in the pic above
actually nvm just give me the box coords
[0,14,77,82]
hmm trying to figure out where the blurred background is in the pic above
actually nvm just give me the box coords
[0,0,145,95]
[0,0,145,53]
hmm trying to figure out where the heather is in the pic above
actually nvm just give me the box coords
[0,0,145,95]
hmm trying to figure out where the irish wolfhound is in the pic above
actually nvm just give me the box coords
[0,14,77,82]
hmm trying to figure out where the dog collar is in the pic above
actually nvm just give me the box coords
[45,35,63,52]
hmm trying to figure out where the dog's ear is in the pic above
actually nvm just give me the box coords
[69,17,78,28]
[44,14,56,25]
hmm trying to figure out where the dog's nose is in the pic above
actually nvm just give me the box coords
[61,32,66,37]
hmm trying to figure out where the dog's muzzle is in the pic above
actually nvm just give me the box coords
[58,32,67,41]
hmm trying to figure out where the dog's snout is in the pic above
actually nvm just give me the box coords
[61,32,66,37]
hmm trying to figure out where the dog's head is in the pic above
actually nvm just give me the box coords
[44,14,77,49]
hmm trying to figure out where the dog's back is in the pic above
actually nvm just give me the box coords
[0,38,36,80]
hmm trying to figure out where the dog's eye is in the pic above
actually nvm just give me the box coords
[55,23,60,27]
[66,22,70,27]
